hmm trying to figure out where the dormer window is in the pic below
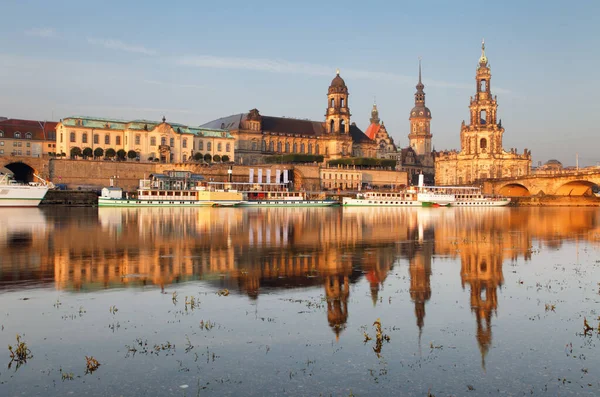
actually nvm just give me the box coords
[14,132,21,139]
[0,131,4,137]
[25,132,32,139]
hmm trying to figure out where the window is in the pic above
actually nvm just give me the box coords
[480,110,487,124]
[293,143,297,153]
[277,141,282,152]
[0,131,3,137]
[226,143,230,152]
[340,97,344,107]
[116,136,121,145]
[82,133,88,143]
[198,141,204,150]
[15,132,21,139]
[26,142,30,147]
[25,132,32,139]
[105,135,110,144]
[161,137,166,146]
[26,150,30,155]
[308,143,312,154]
[70,132,75,142]
[183,154,187,162]
[170,138,174,147]
[300,143,305,153]
[0,149,3,154]
[330,98,334,108]
[0,141,3,146]
[207,142,212,151]
[135,134,141,145]
[340,120,345,133]
[60,133,63,143]
[261,140,266,151]
[151,137,156,146]
[330,119,334,133]
[94,134,99,144]
[480,79,487,92]
[269,141,274,152]
[217,142,222,151]
[480,138,487,149]
[315,144,319,155]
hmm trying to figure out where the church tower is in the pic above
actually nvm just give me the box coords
[325,70,351,134]
[461,40,504,157]
[370,102,380,125]
[408,59,432,156]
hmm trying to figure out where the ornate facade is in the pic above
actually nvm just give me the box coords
[435,41,531,185]
[362,103,397,159]
[55,117,234,163]
[201,71,394,165]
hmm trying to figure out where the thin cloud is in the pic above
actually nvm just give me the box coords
[143,79,205,90]
[87,38,157,56]
[175,54,511,92]
[25,28,56,38]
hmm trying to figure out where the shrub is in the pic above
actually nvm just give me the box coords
[93,147,104,159]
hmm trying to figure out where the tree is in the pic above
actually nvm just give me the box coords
[203,153,212,163]
[105,148,116,159]
[147,156,154,161]
[116,149,127,161]
[193,152,203,162]
[221,155,230,163]
[213,154,221,162]
[94,147,104,159]
[127,150,137,160]
[70,146,82,158]
[82,147,93,159]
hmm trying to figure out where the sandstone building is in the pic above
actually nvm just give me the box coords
[55,116,234,163]
[200,71,397,165]
[435,41,531,185]
[0,118,57,158]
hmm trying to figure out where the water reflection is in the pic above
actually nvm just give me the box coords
[1,207,600,361]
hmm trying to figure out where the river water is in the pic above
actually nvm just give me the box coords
[0,207,599,396]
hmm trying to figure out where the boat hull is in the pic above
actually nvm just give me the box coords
[0,186,48,207]
[342,197,421,207]
[98,198,242,207]
[238,200,339,207]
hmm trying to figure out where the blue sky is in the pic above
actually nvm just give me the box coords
[1,0,598,165]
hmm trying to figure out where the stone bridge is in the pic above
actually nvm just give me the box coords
[0,156,50,182]
[483,169,600,196]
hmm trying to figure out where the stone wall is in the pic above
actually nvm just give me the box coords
[49,159,155,190]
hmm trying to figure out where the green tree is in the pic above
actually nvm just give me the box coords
[147,156,154,161]
[70,146,82,158]
[105,148,116,159]
[82,147,93,159]
[116,149,127,161]
[221,155,230,163]
[213,154,221,162]
[127,150,137,160]
[93,147,104,159]
[203,153,212,163]
[193,152,203,162]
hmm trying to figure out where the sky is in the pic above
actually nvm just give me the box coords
[1,0,599,166]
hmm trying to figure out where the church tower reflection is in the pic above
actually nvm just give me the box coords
[325,275,350,339]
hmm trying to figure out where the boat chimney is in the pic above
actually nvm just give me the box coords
[418,173,424,189]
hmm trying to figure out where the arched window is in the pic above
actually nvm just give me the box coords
[70,132,75,142]
[480,110,487,124]
[269,141,274,152]
[480,138,487,150]
[217,142,222,151]
[183,138,187,148]
[261,140,266,151]
[94,134,99,144]
[293,142,297,153]
[340,97,344,107]
[285,142,290,153]
[198,140,204,150]
[315,144,319,155]
[340,119,345,133]
[207,142,212,151]
[0,131,3,137]
[308,143,313,154]
[15,132,21,139]
[480,79,487,92]
[330,98,334,108]
[251,140,257,151]
[277,141,282,152]
[25,132,32,139]
[300,143,305,153]
[330,119,335,133]
[161,137,166,146]
[82,133,88,143]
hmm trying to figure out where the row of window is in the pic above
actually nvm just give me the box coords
[322,173,360,180]
[196,141,230,152]
[0,141,31,147]
[0,131,33,139]
[0,149,31,155]
[256,141,322,155]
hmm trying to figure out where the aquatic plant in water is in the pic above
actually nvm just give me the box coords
[8,334,32,369]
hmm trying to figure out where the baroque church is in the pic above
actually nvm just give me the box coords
[200,71,397,165]
[435,41,531,185]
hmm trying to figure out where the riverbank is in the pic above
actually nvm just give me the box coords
[40,190,98,206]
[511,195,600,206]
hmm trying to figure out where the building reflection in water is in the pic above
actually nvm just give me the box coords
[2,207,600,357]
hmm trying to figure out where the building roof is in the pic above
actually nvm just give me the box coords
[364,123,381,140]
[0,118,58,141]
[349,124,372,144]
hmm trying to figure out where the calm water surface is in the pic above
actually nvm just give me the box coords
[0,207,599,396]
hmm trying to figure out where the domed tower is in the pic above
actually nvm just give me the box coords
[370,102,380,125]
[408,59,432,156]
[325,69,351,134]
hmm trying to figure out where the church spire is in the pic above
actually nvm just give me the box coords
[370,102,380,124]
[414,58,425,105]
[479,38,488,66]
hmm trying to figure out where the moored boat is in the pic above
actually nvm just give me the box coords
[98,171,244,207]
[0,173,50,207]
[207,182,339,207]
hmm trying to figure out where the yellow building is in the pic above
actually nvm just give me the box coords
[55,116,234,163]
[0,118,57,158]
[435,41,531,185]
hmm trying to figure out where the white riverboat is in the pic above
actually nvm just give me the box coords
[343,175,510,207]
[0,173,51,207]
[98,171,244,207]
[207,182,339,207]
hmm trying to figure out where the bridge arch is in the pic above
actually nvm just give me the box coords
[2,161,37,183]
[497,183,531,197]
[555,180,598,196]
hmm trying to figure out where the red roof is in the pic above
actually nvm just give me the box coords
[364,123,381,140]
[0,119,57,141]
